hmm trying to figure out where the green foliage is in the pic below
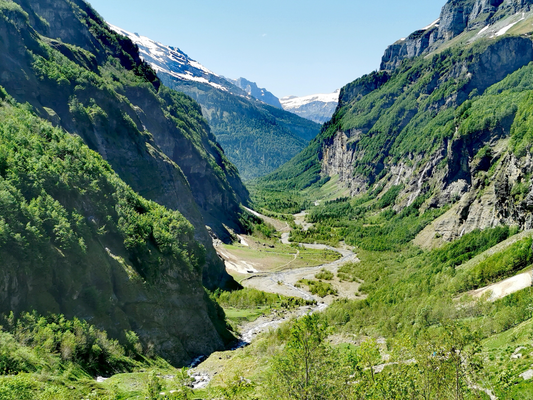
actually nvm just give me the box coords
[296,279,338,298]
[249,186,312,214]
[0,312,140,377]
[214,288,314,310]
[322,226,530,340]
[454,236,533,291]
[145,371,163,400]
[294,196,444,251]
[315,269,334,281]
[0,98,203,282]
[264,315,483,399]
[377,184,403,208]
[160,79,320,181]
[431,226,512,269]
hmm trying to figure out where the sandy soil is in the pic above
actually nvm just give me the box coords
[470,270,532,301]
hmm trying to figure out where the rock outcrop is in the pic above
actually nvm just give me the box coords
[381,0,533,71]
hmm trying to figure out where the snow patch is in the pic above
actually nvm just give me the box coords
[421,18,440,31]
[477,25,489,35]
[495,14,525,36]
[108,23,227,92]
[280,89,340,110]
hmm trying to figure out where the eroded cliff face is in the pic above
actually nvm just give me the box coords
[321,36,533,245]
[381,0,533,71]
[1,0,247,289]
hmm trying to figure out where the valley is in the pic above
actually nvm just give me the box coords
[3,0,533,398]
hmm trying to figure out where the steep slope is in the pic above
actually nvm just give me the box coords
[280,90,340,124]
[381,0,533,71]
[225,77,283,109]
[110,26,321,180]
[0,0,249,288]
[258,0,533,245]
[0,90,231,366]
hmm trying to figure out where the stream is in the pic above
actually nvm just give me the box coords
[188,208,359,389]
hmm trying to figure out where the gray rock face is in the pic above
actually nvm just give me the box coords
[380,0,533,71]
[226,77,283,109]
[323,37,533,241]
[381,26,440,71]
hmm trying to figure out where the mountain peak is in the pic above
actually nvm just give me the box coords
[280,90,340,124]
[109,24,232,92]
[224,77,283,108]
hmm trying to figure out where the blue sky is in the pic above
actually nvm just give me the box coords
[88,0,446,97]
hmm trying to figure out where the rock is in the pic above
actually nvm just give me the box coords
[381,0,533,71]
[520,369,533,380]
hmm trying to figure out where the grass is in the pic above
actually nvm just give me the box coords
[223,307,273,323]
[315,269,334,281]
[479,318,533,398]
[221,240,340,273]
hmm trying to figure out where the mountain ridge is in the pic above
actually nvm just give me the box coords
[111,25,322,180]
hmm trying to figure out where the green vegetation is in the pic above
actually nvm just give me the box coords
[213,288,315,325]
[290,193,446,251]
[0,95,202,282]
[215,288,313,310]
[296,279,338,298]
[159,78,321,181]
[315,269,334,281]
[0,312,183,400]
[454,236,533,292]
[224,314,487,399]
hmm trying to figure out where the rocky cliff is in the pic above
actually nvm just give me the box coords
[0,0,249,288]
[381,0,533,71]
[225,77,283,109]
[261,23,533,246]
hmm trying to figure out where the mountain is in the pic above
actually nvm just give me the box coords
[0,0,251,289]
[280,90,340,124]
[258,0,533,247]
[110,26,321,180]
[224,77,283,109]
[0,0,248,365]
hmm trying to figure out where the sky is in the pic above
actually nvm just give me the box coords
[87,0,446,98]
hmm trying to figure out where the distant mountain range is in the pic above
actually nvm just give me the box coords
[280,90,340,124]
[224,77,283,109]
[110,25,321,180]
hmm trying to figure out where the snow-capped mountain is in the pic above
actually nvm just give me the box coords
[109,24,241,94]
[108,23,321,181]
[280,90,340,124]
